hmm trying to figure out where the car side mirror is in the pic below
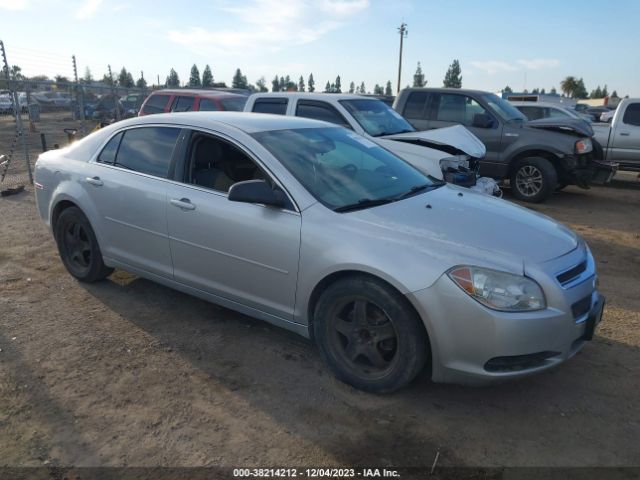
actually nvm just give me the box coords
[228,179,285,207]
[472,113,494,128]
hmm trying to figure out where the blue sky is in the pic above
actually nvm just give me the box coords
[1,0,639,96]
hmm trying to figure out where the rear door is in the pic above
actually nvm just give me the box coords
[610,102,640,166]
[165,129,301,320]
[85,126,182,277]
[251,98,288,115]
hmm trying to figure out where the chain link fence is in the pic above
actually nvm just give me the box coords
[1,41,151,194]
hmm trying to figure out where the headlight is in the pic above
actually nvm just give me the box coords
[575,138,593,154]
[447,266,546,311]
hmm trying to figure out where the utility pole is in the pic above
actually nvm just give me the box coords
[108,64,121,121]
[396,22,408,94]
[72,55,86,136]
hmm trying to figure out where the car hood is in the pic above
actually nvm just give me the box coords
[348,185,578,267]
[381,125,486,158]
[526,117,594,137]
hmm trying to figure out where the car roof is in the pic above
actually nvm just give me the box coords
[249,92,373,101]
[150,88,245,98]
[400,87,492,96]
[510,101,571,109]
[124,111,340,133]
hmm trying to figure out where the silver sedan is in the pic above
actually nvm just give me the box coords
[34,112,604,392]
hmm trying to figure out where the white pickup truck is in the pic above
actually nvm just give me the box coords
[243,92,500,194]
[592,98,640,171]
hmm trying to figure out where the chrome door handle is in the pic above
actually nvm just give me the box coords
[619,132,630,136]
[85,176,103,186]
[170,198,196,211]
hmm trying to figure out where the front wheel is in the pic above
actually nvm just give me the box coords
[54,206,113,282]
[510,157,557,203]
[313,276,428,393]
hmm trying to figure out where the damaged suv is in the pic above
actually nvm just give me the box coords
[394,88,617,202]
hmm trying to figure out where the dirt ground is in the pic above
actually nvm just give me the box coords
[0,154,639,471]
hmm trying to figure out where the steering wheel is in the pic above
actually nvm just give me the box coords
[340,163,358,178]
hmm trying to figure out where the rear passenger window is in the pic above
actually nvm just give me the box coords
[403,92,429,119]
[252,98,288,115]
[172,96,195,112]
[114,127,181,178]
[142,94,170,114]
[622,103,640,127]
[295,101,351,128]
[97,132,123,164]
[198,98,220,111]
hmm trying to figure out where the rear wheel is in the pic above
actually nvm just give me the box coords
[510,157,557,203]
[313,276,428,393]
[54,207,113,282]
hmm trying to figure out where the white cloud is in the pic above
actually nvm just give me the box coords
[469,60,517,75]
[471,58,561,75]
[167,0,369,56]
[76,0,103,20]
[0,0,29,10]
[517,58,560,70]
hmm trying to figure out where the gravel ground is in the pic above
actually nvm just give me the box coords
[0,170,639,472]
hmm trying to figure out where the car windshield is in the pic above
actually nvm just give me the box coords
[220,97,247,111]
[252,127,441,212]
[482,94,527,122]
[339,99,415,137]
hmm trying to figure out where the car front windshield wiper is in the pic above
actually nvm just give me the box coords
[394,182,445,200]
[333,197,396,213]
[371,128,415,137]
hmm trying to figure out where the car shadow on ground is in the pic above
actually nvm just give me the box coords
[80,273,640,468]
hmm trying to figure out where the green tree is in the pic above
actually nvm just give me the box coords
[602,85,609,97]
[359,81,366,94]
[136,75,147,89]
[540,88,546,94]
[232,68,248,89]
[271,75,280,92]
[166,68,180,87]
[560,76,577,97]
[590,85,602,99]
[284,75,296,91]
[611,90,618,98]
[443,59,462,88]
[324,81,331,93]
[349,81,355,94]
[550,86,557,94]
[256,76,268,92]
[502,85,513,93]
[334,75,342,93]
[373,84,383,94]
[279,76,285,91]
[308,73,315,92]
[413,62,426,87]
[82,67,93,84]
[202,65,213,87]
[189,64,201,87]
[531,88,540,94]
[574,78,588,99]
[101,73,114,86]
[385,81,392,96]
[118,67,134,88]
[298,75,305,92]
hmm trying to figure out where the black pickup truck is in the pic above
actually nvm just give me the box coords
[394,88,617,202]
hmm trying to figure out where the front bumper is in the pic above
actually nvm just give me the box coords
[565,154,618,188]
[406,254,603,385]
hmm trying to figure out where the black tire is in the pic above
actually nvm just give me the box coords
[510,156,558,203]
[54,206,113,282]
[313,275,428,393]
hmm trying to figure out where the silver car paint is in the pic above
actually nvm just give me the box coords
[35,112,600,384]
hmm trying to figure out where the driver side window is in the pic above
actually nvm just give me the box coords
[185,133,267,194]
